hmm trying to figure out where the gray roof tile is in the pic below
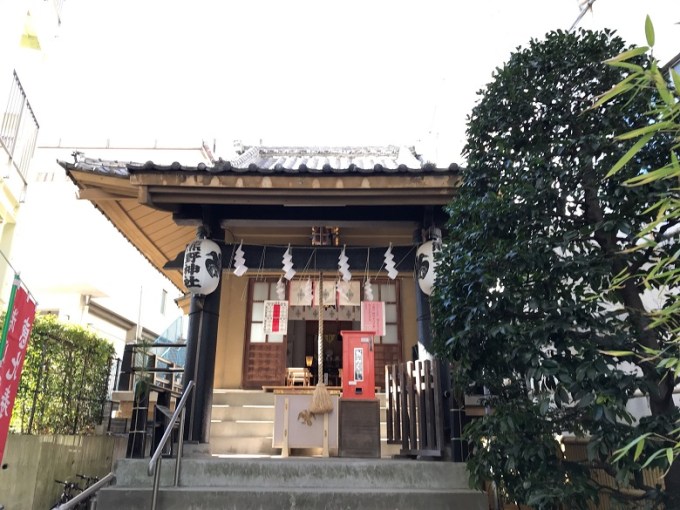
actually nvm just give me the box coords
[60,145,461,176]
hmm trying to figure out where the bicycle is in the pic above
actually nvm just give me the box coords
[74,474,99,509]
[50,479,82,509]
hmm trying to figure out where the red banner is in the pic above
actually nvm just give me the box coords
[0,282,37,463]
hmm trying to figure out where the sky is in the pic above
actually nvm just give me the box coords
[38,0,680,166]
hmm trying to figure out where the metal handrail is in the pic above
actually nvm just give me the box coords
[55,472,115,510]
[147,379,195,510]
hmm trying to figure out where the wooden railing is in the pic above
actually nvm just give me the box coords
[385,359,445,458]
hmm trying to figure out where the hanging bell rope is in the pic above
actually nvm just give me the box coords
[310,271,333,414]
[318,274,324,378]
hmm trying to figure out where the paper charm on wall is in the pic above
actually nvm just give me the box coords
[313,280,337,306]
[361,300,386,336]
[290,280,312,306]
[233,241,248,276]
[263,300,288,334]
[282,245,296,280]
[384,245,398,280]
[338,280,361,306]
[276,276,286,300]
[338,245,351,281]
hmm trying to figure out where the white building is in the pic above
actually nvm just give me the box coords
[0,1,189,370]
[0,0,63,304]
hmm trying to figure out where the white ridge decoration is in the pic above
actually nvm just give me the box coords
[384,244,398,280]
[233,241,248,277]
[364,279,374,301]
[338,245,351,281]
[276,276,286,300]
[282,245,296,280]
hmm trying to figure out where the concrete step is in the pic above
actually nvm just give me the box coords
[210,404,275,421]
[208,436,278,456]
[209,419,274,437]
[99,458,486,510]
[211,390,275,406]
[97,486,487,510]
[112,458,471,489]
[208,390,408,458]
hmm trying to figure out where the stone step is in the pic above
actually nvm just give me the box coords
[96,486,487,510]
[209,419,274,437]
[211,404,388,423]
[208,436,278,456]
[100,458,486,510]
[208,391,407,458]
[210,404,275,421]
[211,390,275,406]
[112,458,472,490]
[211,390,388,407]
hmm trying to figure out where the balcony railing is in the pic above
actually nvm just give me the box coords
[1,70,39,185]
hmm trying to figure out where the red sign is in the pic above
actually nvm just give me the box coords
[263,300,288,334]
[0,283,37,463]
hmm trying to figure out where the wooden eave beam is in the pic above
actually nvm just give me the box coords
[138,184,457,206]
[129,172,460,190]
[69,170,138,199]
[78,188,137,201]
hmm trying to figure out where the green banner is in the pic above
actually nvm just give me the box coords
[0,275,19,361]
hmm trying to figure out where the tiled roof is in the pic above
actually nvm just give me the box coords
[61,145,460,176]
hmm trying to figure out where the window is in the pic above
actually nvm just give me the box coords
[371,280,400,345]
[249,281,285,343]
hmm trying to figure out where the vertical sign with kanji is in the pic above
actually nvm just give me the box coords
[0,278,37,463]
[263,300,288,335]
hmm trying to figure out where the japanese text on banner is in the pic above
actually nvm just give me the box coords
[0,281,37,463]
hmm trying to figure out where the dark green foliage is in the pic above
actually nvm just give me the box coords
[7,314,115,435]
[431,29,679,509]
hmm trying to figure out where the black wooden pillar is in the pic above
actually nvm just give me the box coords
[413,228,434,359]
[182,278,222,443]
[413,226,456,459]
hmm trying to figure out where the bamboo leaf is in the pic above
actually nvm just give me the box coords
[654,71,675,107]
[614,433,650,462]
[589,79,635,111]
[616,121,672,141]
[645,16,655,47]
[626,163,678,186]
[640,448,666,469]
[604,46,650,63]
[607,61,645,73]
[600,350,635,357]
[634,437,645,461]
[672,69,680,95]
[606,133,654,178]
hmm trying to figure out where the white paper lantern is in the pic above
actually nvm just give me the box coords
[183,238,222,295]
[416,240,439,296]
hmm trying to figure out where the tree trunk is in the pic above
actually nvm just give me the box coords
[583,171,678,500]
